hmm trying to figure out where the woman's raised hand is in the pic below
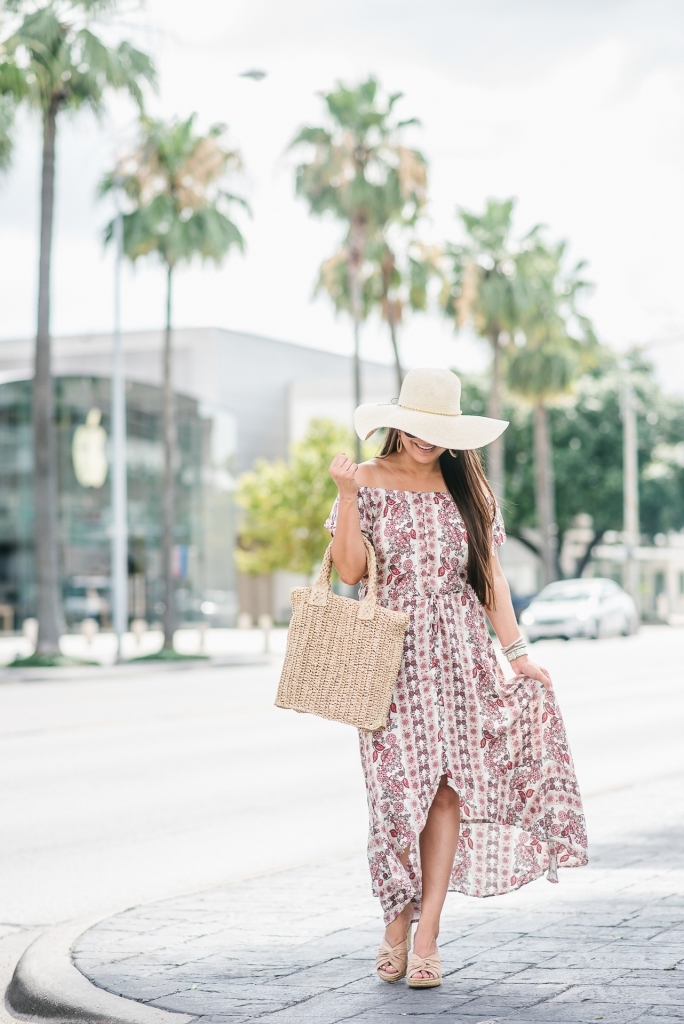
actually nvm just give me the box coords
[329,452,360,497]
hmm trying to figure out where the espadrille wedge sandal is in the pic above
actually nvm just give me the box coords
[406,949,442,988]
[375,922,413,982]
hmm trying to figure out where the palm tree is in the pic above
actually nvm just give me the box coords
[290,77,426,458]
[373,239,403,391]
[102,115,247,650]
[317,244,374,346]
[506,240,597,584]
[317,235,439,396]
[0,96,14,171]
[0,0,155,655]
[361,235,442,393]
[442,198,529,500]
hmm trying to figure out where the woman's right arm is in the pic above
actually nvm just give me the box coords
[329,453,367,585]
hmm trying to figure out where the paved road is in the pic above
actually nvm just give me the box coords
[0,660,366,928]
[2,627,684,1022]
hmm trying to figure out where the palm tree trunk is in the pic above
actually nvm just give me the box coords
[161,264,177,649]
[487,333,504,502]
[348,216,366,463]
[33,98,62,654]
[533,401,558,586]
[389,317,403,394]
[351,309,361,463]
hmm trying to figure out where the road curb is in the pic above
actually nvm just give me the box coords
[0,653,272,683]
[6,915,193,1024]
[0,930,42,1024]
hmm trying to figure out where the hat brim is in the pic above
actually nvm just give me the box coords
[354,404,508,450]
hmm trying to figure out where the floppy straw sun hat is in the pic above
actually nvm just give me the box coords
[354,367,508,450]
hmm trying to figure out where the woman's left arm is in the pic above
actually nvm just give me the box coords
[486,551,553,691]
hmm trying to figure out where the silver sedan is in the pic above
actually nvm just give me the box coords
[520,578,638,642]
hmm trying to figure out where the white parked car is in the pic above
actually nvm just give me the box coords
[520,578,638,642]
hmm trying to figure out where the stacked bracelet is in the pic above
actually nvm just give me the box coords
[501,637,528,662]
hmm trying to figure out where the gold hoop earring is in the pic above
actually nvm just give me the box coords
[396,436,403,453]
[449,449,458,458]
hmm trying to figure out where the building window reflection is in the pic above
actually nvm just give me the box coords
[0,376,237,632]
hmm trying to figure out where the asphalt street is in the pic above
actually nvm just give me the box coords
[0,626,682,936]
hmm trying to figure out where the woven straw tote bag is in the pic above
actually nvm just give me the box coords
[276,536,409,731]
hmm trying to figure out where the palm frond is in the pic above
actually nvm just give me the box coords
[288,125,333,149]
[0,5,155,116]
[102,112,248,271]
[0,95,15,172]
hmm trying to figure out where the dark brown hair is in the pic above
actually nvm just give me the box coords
[379,428,497,608]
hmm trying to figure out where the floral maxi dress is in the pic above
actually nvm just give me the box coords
[326,487,588,925]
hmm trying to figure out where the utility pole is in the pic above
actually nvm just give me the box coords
[110,195,128,659]
[620,378,640,613]
[348,236,363,464]
[352,313,362,464]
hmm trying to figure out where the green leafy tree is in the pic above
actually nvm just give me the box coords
[506,238,597,583]
[442,198,533,500]
[0,0,155,654]
[482,352,684,578]
[552,352,684,549]
[290,77,426,457]
[102,114,247,648]
[236,419,355,577]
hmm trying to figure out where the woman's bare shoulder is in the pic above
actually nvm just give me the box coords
[355,458,393,487]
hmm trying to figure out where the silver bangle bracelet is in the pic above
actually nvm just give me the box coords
[501,637,528,662]
[505,646,528,663]
[501,636,525,654]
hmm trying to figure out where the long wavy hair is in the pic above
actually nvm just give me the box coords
[378,428,497,608]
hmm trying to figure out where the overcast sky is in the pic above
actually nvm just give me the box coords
[1,0,683,388]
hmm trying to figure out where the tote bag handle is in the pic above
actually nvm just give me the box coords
[308,536,378,620]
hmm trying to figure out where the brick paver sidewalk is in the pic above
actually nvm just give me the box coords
[74,776,684,1023]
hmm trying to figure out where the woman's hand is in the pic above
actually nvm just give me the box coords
[509,655,553,691]
[329,453,366,584]
[329,452,360,498]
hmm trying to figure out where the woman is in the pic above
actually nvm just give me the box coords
[326,368,587,989]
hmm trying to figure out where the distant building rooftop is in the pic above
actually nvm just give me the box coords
[0,327,397,471]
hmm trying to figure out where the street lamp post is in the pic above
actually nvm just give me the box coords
[620,378,640,614]
[110,196,128,659]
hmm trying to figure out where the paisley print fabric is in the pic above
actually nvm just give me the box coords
[326,487,587,925]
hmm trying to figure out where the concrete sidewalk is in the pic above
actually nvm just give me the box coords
[72,774,684,1024]
[0,626,289,668]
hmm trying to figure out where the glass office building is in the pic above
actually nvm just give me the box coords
[0,326,399,630]
[0,375,237,630]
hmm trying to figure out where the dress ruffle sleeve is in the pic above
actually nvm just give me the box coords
[325,490,374,538]
[492,501,506,550]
